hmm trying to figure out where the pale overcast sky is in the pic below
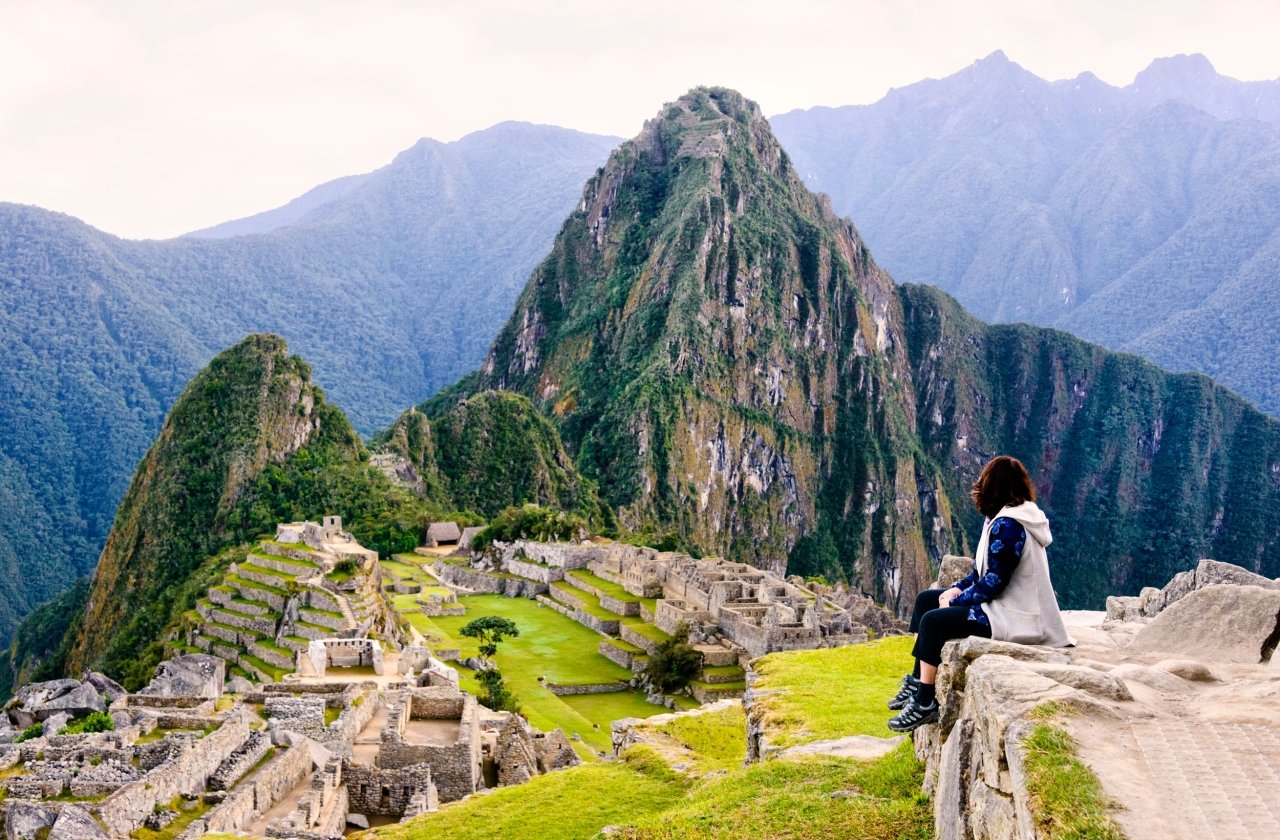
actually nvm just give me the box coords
[2,0,1277,239]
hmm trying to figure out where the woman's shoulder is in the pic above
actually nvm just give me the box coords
[990,516,1026,536]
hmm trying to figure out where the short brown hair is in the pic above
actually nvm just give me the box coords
[971,455,1036,519]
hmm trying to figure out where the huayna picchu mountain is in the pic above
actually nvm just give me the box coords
[432,87,1280,610]
[6,335,601,694]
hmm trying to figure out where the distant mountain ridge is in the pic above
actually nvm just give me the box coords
[0,122,617,644]
[771,51,1280,416]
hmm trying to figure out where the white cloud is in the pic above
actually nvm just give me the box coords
[1,0,1276,239]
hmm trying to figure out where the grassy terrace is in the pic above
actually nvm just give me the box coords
[227,574,287,597]
[621,616,672,643]
[394,594,668,752]
[750,636,914,747]
[567,569,641,602]
[247,551,320,572]
[549,582,624,621]
[700,665,745,679]
[237,562,293,582]
[264,540,314,553]
[368,638,932,840]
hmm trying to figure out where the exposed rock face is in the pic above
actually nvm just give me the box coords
[1109,558,1280,621]
[47,805,108,840]
[4,678,113,727]
[467,87,955,609]
[1128,584,1280,665]
[140,654,226,699]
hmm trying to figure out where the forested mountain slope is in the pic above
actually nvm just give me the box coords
[446,87,1280,611]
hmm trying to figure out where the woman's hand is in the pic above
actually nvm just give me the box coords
[938,587,963,608]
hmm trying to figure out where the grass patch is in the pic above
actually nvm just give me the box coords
[649,704,747,772]
[408,595,669,751]
[618,742,930,840]
[550,582,624,621]
[567,569,641,603]
[131,796,212,840]
[751,636,913,747]
[324,706,341,726]
[1022,722,1124,839]
[621,616,672,643]
[362,759,685,840]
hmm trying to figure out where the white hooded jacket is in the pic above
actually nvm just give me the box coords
[974,501,1074,647]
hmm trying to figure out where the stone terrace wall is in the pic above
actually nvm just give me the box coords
[180,742,313,838]
[94,714,251,836]
[433,562,548,598]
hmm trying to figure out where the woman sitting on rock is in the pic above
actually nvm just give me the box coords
[887,454,1072,733]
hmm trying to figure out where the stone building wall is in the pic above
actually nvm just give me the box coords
[344,763,438,816]
[180,742,313,838]
[93,714,251,836]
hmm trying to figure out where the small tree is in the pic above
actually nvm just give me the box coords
[645,622,703,693]
[475,668,520,712]
[459,615,520,662]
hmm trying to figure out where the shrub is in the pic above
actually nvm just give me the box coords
[15,723,43,743]
[469,504,585,552]
[645,622,703,693]
[58,710,116,735]
[475,668,520,712]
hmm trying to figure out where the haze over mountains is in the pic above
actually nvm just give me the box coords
[3,51,1280,646]
[772,51,1280,415]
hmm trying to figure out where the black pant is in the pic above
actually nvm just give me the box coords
[909,588,991,667]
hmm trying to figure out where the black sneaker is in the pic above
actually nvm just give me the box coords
[887,674,920,710]
[887,697,939,733]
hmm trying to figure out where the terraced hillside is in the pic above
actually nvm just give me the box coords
[174,529,390,684]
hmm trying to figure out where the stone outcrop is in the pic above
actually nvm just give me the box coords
[1106,557,1280,621]
[1127,584,1280,665]
[139,655,225,699]
[914,564,1280,840]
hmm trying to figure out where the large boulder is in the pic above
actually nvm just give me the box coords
[1128,584,1280,665]
[933,555,974,589]
[84,672,127,704]
[140,654,225,699]
[1141,559,1280,618]
[40,682,105,718]
[47,805,109,840]
[4,679,96,727]
[3,801,58,840]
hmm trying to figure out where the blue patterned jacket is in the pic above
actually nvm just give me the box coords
[949,517,1027,626]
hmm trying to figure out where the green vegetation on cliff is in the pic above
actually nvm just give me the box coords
[385,391,605,524]
[900,282,1280,606]
[7,335,429,690]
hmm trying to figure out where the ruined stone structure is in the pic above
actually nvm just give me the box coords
[480,539,877,661]
[306,638,385,677]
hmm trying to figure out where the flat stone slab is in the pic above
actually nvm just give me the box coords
[1130,718,1280,838]
[777,734,903,761]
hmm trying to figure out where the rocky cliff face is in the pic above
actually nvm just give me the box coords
[468,88,953,609]
[900,283,1280,606]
